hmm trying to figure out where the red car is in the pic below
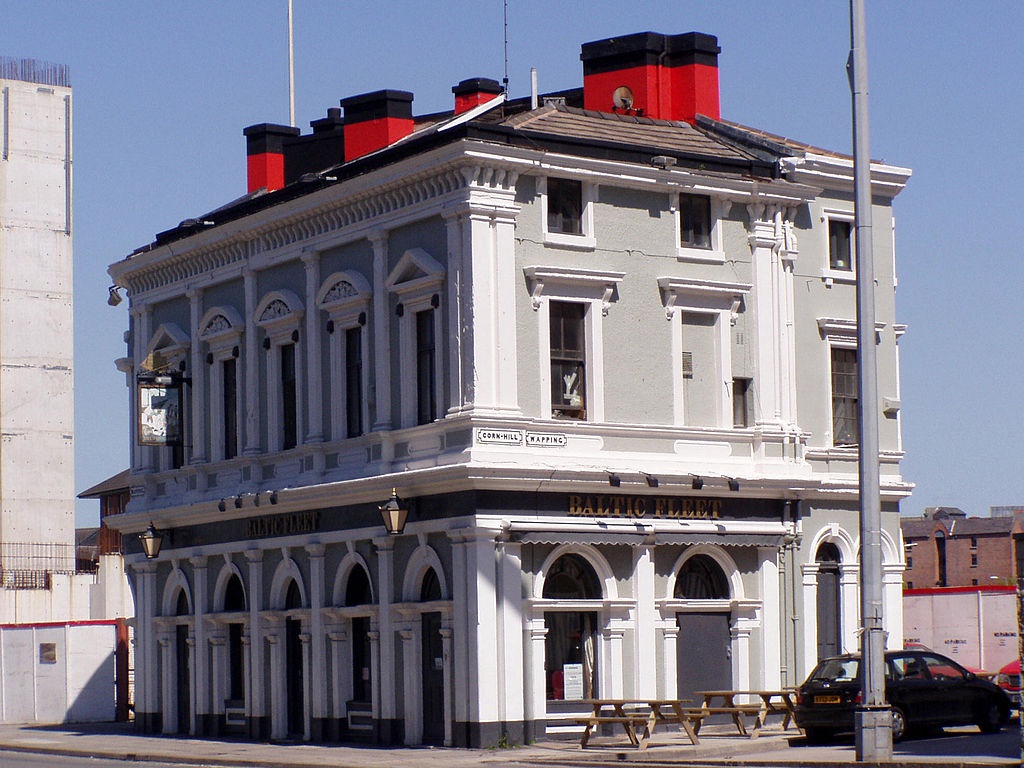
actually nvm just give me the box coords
[995,658,1020,698]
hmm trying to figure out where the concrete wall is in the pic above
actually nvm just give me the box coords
[0,72,75,556]
[0,621,116,723]
[903,587,1018,673]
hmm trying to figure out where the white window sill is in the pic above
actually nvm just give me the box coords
[545,231,596,250]
[821,268,857,285]
[677,246,725,264]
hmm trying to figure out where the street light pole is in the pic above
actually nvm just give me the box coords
[849,0,892,761]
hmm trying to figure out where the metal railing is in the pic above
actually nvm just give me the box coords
[0,542,88,590]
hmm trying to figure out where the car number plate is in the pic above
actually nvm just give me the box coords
[814,695,842,704]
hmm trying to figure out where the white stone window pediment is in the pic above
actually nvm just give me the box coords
[385,248,445,304]
[255,289,305,341]
[317,271,372,326]
[143,323,190,372]
[816,317,885,343]
[199,306,244,354]
[657,276,750,323]
[524,265,624,316]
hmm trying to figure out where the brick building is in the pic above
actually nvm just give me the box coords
[901,507,1024,589]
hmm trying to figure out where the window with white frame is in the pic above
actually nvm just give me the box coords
[317,272,371,441]
[679,193,711,249]
[658,277,748,428]
[524,265,623,423]
[817,317,884,448]
[254,290,305,452]
[675,192,727,263]
[823,211,856,275]
[732,377,752,428]
[199,306,244,462]
[549,301,587,419]
[831,346,858,447]
[385,248,445,429]
[540,176,595,248]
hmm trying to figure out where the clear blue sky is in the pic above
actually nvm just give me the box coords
[3,1,1021,526]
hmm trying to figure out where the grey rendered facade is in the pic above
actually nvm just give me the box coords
[108,31,910,747]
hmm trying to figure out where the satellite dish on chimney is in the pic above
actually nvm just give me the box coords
[613,86,634,110]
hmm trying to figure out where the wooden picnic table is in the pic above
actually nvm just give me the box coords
[693,689,798,737]
[574,698,701,749]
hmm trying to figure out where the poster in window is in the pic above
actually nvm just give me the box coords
[138,382,182,446]
[562,663,584,700]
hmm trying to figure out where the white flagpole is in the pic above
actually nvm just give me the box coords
[288,0,296,127]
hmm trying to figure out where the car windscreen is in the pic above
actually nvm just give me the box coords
[809,657,860,682]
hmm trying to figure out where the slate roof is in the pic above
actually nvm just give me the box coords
[127,97,813,256]
[902,515,1018,539]
[501,105,764,165]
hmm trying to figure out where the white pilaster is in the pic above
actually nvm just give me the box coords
[190,557,209,725]
[524,618,547,732]
[747,203,784,428]
[800,562,820,678]
[759,547,782,690]
[243,270,260,455]
[399,627,419,745]
[306,543,326,729]
[661,623,680,698]
[497,541,524,728]
[370,231,392,430]
[374,538,397,725]
[266,633,284,739]
[245,550,265,724]
[302,250,324,443]
[632,545,657,697]
[188,289,207,463]
[840,563,860,655]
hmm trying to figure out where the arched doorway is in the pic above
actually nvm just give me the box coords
[174,590,191,734]
[815,543,842,659]
[284,580,304,737]
[543,553,601,702]
[344,566,373,705]
[420,568,445,745]
[675,553,731,705]
[223,575,246,707]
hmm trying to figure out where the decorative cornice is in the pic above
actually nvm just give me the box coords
[113,158,519,298]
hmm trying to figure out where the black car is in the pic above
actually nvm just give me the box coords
[794,650,1011,742]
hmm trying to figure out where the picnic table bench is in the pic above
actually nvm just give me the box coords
[693,689,798,737]
[575,699,700,749]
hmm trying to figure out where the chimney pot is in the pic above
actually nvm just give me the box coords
[580,31,720,123]
[243,123,301,193]
[340,90,414,162]
[452,77,503,114]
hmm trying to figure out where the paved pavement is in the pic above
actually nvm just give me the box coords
[0,720,1018,768]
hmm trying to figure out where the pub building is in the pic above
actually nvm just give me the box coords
[108,30,910,747]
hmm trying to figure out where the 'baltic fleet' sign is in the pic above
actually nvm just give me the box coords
[569,495,724,519]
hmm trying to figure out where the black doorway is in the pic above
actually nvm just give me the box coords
[421,611,444,744]
[815,543,841,659]
[676,612,731,704]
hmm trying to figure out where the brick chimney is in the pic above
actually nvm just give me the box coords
[452,78,503,115]
[580,31,720,123]
[340,90,414,162]
[243,123,301,193]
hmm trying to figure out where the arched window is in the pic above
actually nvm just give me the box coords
[543,553,601,599]
[934,531,947,587]
[543,553,602,701]
[674,554,729,599]
[420,568,442,602]
[285,580,303,610]
[175,589,190,616]
[224,574,246,612]
[344,566,373,607]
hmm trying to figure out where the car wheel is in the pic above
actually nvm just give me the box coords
[977,702,1006,734]
[891,706,907,742]
[803,726,834,744]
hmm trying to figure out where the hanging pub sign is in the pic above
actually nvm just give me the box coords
[138,380,183,446]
